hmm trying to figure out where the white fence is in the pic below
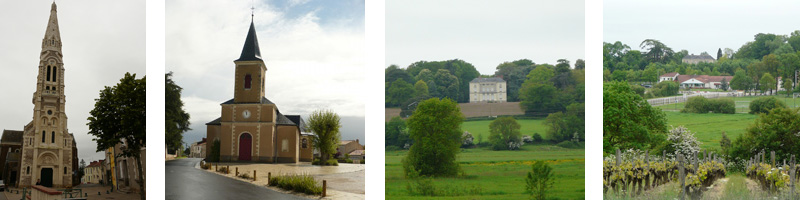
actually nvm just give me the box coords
[647,92,739,106]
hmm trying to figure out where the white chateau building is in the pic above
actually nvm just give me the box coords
[469,77,507,103]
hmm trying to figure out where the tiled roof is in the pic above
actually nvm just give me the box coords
[1,129,23,145]
[205,117,222,125]
[221,97,275,105]
[349,150,365,156]
[285,115,307,132]
[659,72,679,77]
[276,110,296,126]
[676,75,734,84]
[470,77,505,83]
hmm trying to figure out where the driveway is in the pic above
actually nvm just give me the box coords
[165,158,308,200]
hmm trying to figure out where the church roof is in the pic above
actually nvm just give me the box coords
[276,111,296,126]
[235,20,262,62]
[221,97,275,105]
[285,115,307,132]
[205,117,222,125]
[1,129,24,145]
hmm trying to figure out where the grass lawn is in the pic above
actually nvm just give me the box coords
[385,145,585,199]
[664,112,757,151]
[461,118,548,140]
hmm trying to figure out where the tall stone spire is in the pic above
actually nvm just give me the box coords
[42,1,61,53]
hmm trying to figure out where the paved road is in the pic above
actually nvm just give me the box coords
[1,191,7,200]
[165,158,309,200]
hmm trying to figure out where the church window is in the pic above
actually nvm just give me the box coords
[27,166,30,174]
[244,74,252,89]
[302,138,308,149]
[64,167,67,174]
[52,131,55,143]
[46,86,50,90]
[53,68,57,81]
[47,66,51,82]
[42,131,46,143]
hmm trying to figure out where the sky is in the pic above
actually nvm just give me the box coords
[604,0,800,56]
[385,0,585,75]
[166,0,366,147]
[0,1,145,162]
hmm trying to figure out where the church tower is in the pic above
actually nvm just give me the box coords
[19,2,74,188]
[233,18,267,103]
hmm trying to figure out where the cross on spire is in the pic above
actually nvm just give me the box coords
[251,0,254,21]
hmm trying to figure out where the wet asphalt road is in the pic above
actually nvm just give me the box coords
[165,158,308,200]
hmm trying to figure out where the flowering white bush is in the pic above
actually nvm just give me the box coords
[522,135,533,143]
[667,126,702,157]
[462,131,474,146]
[507,141,522,150]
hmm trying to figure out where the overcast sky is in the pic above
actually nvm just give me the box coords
[385,0,585,75]
[604,0,800,55]
[166,0,366,146]
[0,1,145,162]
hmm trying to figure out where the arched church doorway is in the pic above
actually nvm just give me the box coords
[40,168,53,187]
[239,133,252,161]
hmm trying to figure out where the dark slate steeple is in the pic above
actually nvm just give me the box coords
[236,19,262,61]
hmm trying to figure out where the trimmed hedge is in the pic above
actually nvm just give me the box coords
[681,96,734,114]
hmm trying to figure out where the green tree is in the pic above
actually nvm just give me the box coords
[730,70,752,92]
[603,81,667,153]
[209,140,220,162]
[748,96,787,114]
[525,161,554,200]
[387,79,415,107]
[488,117,522,150]
[720,132,731,153]
[433,69,460,101]
[165,72,191,154]
[555,59,571,74]
[414,80,429,97]
[574,59,585,70]
[720,77,729,91]
[385,116,407,148]
[402,98,463,177]
[87,72,146,200]
[640,39,674,63]
[308,109,341,165]
[729,108,800,162]
[717,48,723,60]
[519,83,558,115]
[759,73,776,93]
[783,78,794,96]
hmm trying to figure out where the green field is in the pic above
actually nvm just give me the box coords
[385,145,585,199]
[461,118,548,140]
[664,112,757,151]
[653,96,799,151]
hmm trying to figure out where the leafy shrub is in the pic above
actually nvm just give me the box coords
[526,161,554,200]
[663,126,701,156]
[631,85,646,97]
[216,166,229,174]
[200,162,212,170]
[532,133,543,143]
[652,81,679,97]
[489,117,522,150]
[312,158,339,166]
[403,98,463,178]
[268,173,323,195]
[238,172,251,179]
[209,140,221,162]
[681,96,734,114]
[748,96,787,114]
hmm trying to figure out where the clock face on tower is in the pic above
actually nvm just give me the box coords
[242,110,251,119]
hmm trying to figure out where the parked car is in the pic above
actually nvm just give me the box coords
[0,179,5,191]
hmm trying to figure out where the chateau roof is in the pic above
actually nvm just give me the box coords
[235,20,262,62]
[285,115,307,132]
[221,97,275,105]
[470,77,505,83]
[682,54,715,60]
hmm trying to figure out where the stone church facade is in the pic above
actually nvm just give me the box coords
[206,18,314,163]
[0,2,77,188]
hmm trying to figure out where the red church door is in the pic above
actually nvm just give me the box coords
[239,133,252,161]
